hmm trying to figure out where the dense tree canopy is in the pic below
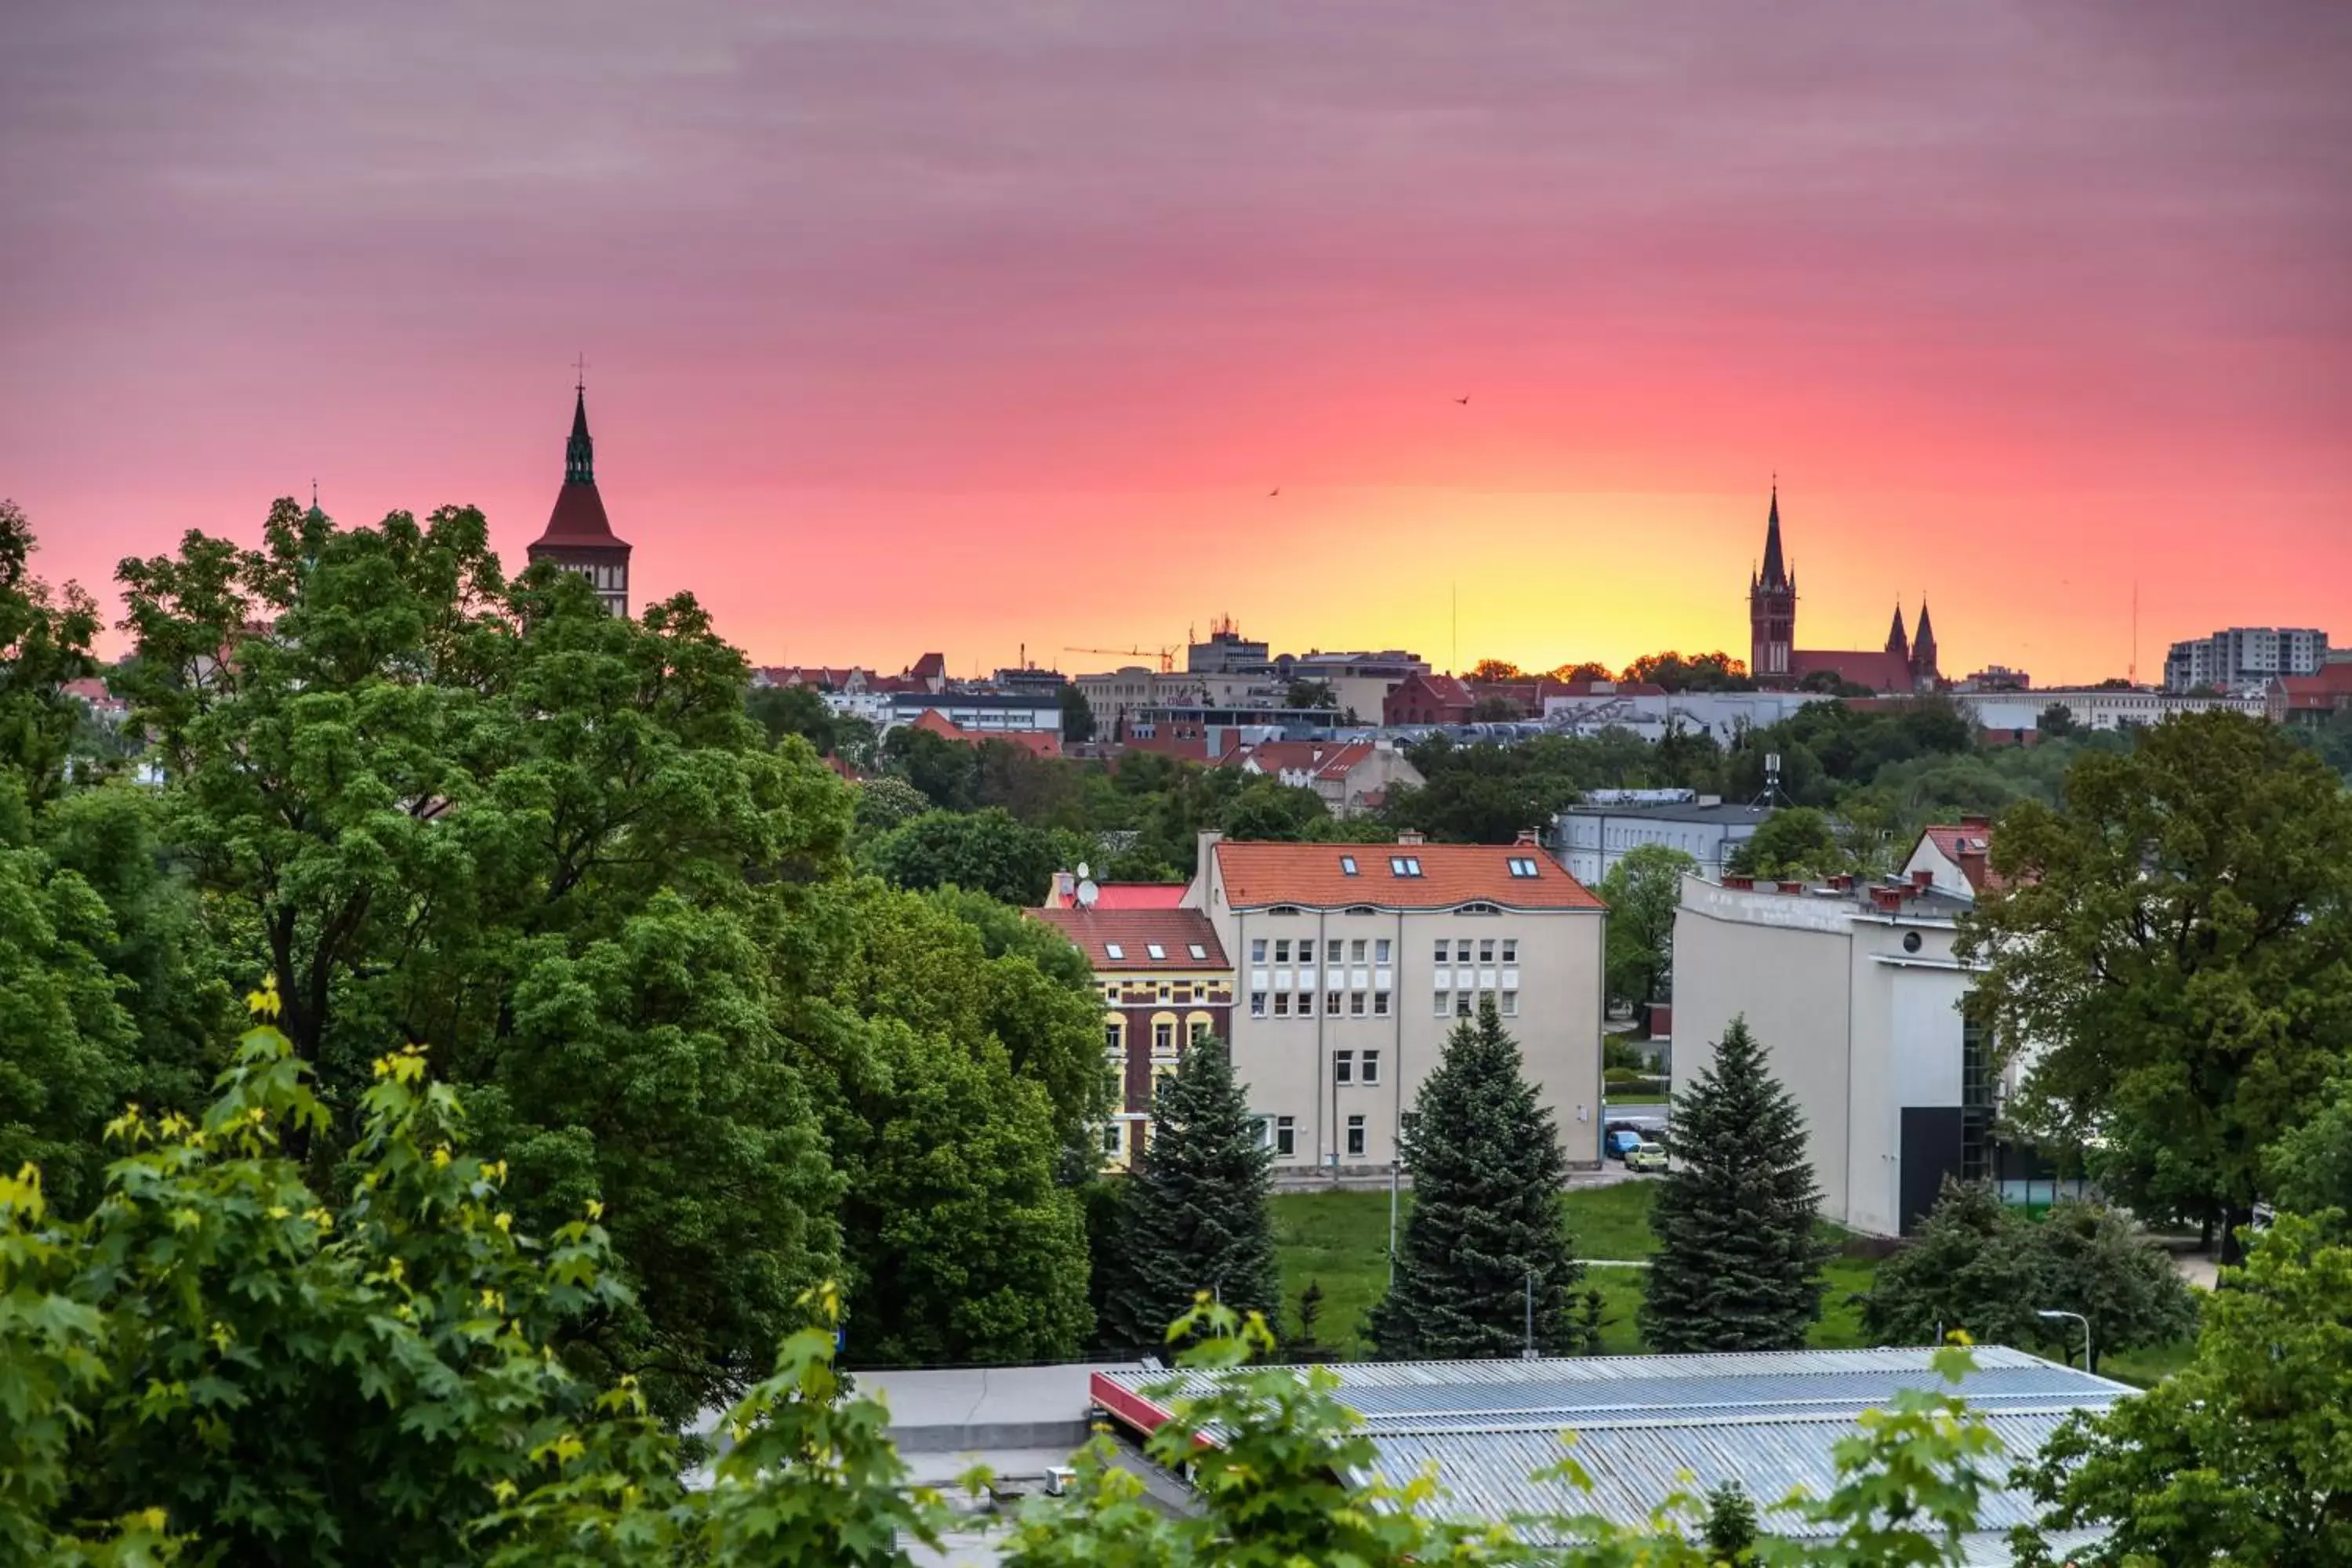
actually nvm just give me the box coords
[1860,1181,2194,1372]
[2014,1214,2352,1566]
[1958,711,2352,1247]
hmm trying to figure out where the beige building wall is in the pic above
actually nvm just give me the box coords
[1189,857,1605,1174]
[1672,877,1855,1223]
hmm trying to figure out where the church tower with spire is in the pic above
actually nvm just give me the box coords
[1885,603,1910,664]
[525,376,632,615]
[1748,485,1796,681]
[1910,599,1940,691]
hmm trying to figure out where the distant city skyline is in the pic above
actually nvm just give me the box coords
[7,3,2349,685]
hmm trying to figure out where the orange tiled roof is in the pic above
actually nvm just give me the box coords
[1214,840,1602,911]
[1041,880,1188,910]
[1027,907,1230,971]
[1921,824,2004,892]
[910,709,1063,757]
[1217,739,1374,782]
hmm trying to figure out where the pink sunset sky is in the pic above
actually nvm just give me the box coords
[5,2,2350,684]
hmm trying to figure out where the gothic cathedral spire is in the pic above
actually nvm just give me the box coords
[1885,602,1910,662]
[1748,485,1797,682]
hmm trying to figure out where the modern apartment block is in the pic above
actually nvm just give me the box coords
[1550,793,1777,883]
[2164,626,2328,692]
[1183,831,1606,1174]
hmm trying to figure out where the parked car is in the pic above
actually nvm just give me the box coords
[1605,1129,1646,1163]
[1626,1142,1668,1174]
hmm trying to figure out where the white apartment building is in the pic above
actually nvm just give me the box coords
[1551,793,1777,883]
[1957,685,2268,736]
[1184,830,1606,1174]
[2164,626,2328,692]
[1541,689,1836,746]
[1673,870,2005,1238]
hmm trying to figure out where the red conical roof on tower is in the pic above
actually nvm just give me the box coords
[530,387,630,552]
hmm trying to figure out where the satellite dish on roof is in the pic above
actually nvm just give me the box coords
[1076,862,1091,880]
[1076,878,1100,909]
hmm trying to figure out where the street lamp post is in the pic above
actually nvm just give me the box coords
[1523,1269,1537,1359]
[2037,1308,2092,1372]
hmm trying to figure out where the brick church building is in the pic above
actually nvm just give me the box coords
[1748,488,1940,694]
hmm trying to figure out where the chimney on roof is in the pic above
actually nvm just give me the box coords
[1959,812,1991,829]
[1514,828,1540,847]
[1052,869,1075,905]
[1911,869,1934,891]
[1396,830,1426,846]
[1871,887,1904,913]
[1828,873,1853,891]
[1723,874,1754,890]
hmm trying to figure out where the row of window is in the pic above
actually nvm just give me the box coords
[1251,989,1392,1018]
[1248,937,1519,965]
[1265,1115,1368,1159]
[1437,989,1518,1017]
[1105,1020,1192,1055]
[1102,941,1210,962]
[1102,982,1229,1004]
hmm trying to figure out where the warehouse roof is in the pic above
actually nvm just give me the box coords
[1094,1347,2128,1556]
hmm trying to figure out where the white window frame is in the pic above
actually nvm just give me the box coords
[1360,1051,1381,1086]
[1334,1051,1353,1084]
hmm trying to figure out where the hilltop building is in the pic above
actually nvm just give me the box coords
[1748,487,1940,693]
[526,382,631,615]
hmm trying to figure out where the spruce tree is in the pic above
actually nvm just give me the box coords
[1100,1029,1280,1356]
[1369,997,1583,1359]
[1640,1014,1832,1352]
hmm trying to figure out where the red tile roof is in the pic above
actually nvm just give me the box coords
[1789,649,1917,693]
[1921,824,2004,892]
[1213,840,1603,911]
[1026,907,1229,971]
[1216,739,1375,782]
[1040,878,1188,910]
[909,709,1064,757]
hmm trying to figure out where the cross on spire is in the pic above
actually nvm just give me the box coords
[572,353,589,392]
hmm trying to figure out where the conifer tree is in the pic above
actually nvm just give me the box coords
[1640,1014,1832,1352]
[1100,1029,1280,1356]
[1369,997,1582,1359]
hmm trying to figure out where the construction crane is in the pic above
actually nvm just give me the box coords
[1065,644,1179,674]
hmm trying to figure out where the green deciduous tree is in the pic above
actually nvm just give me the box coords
[851,774,931,836]
[1218,779,1329,842]
[2013,1214,2352,1566]
[746,681,837,753]
[1286,679,1336,711]
[861,807,1071,904]
[1957,711,2352,1253]
[1599,843,1697,1017]
[1726,806,1842,879]
[111,502,851,1419]
[0,500,103,802]
[1641,1016,1831,1352]
[1099,1032,1279,1358]
[1370,997,1583,1359]
[1860,1181,2194,1372]
[2270,1072,2352,1227]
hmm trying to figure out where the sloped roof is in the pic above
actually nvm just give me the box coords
[1213,840,1602,911]
[1026,907,1229,971]
[533,483,628,552]
[1789,649,1915,692]
[1921,824,2004,892]
[1218,739,1375,781]
[1040,880,1187,910]
[910,709,1063,757]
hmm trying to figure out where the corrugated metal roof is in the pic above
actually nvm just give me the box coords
[1094,1348,2128,1558]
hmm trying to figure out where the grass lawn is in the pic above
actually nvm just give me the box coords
[1271,1182,2190,1383]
